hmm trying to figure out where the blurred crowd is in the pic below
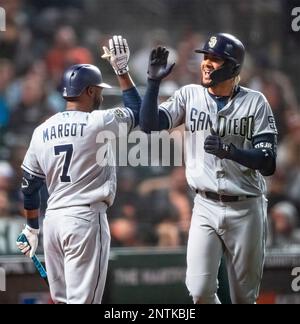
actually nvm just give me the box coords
[0,0,300,254]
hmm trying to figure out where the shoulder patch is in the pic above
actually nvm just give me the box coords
[166,96,174,102]
[114,108,126,118]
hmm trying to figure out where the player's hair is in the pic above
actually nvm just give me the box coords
[65,97,79,102]
[234,76,241,86]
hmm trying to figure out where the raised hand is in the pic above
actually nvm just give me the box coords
[148,46,175,81]
[102,35,130,75]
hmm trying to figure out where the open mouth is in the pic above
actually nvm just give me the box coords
[203,69,213,77]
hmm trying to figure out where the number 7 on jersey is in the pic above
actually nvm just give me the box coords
[54,144,73,183]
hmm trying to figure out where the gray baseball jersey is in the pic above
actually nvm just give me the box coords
[22,107,134,304]
[159,85,278,196]
[159,84,277,304]
[22,108,134,210]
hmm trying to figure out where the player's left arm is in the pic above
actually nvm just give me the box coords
[17,171,44,249]
[205,98,278,176]
[228,133,277,176]
[102,35,141,128]
[204,131,277,176]
[16,171,45,257]
[17,132,45,257]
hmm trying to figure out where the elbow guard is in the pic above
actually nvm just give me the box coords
[253,134,277,176]
[259,148,276,176]
[21,171,44,210]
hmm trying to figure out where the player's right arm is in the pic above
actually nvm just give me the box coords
[102,35,141,129]
[17,130,45,258]
[140,47,177,133]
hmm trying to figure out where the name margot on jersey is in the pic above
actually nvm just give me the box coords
[190,109,254,140]
[43,123,87,143]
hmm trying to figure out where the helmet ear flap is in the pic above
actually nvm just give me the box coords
[208,60,238,86]
[232,63,241,75]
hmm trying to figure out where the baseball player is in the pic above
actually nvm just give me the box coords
[140,33,278,304]
[16,35,141,304]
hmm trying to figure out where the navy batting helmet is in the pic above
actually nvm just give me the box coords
[62,64,111,98]
[195,33,245,85]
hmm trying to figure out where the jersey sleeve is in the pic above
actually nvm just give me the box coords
[22,130,46,179]
[253,96,278,138]
[94,108,135,137]
[159,88,186,129]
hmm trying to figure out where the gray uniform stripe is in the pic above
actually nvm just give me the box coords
[124,107,135,131]
[91,213,102,304]
[22,164,46,179]
[159,107,173,129]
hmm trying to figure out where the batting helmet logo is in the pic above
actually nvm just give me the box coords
[209,36,217,48]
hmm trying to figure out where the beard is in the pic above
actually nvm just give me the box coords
[200,75,215,88]
[201,78,213,88]
[200,69,215,88]
[92,96,101,111]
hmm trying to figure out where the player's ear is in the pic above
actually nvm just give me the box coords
[86,86,94,97]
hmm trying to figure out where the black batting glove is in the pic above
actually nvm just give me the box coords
[204,135,232,160]
[148,46,175,81]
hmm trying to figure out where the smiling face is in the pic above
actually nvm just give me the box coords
[200,53,225,88]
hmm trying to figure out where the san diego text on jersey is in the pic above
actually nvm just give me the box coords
[189,108,254,140]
